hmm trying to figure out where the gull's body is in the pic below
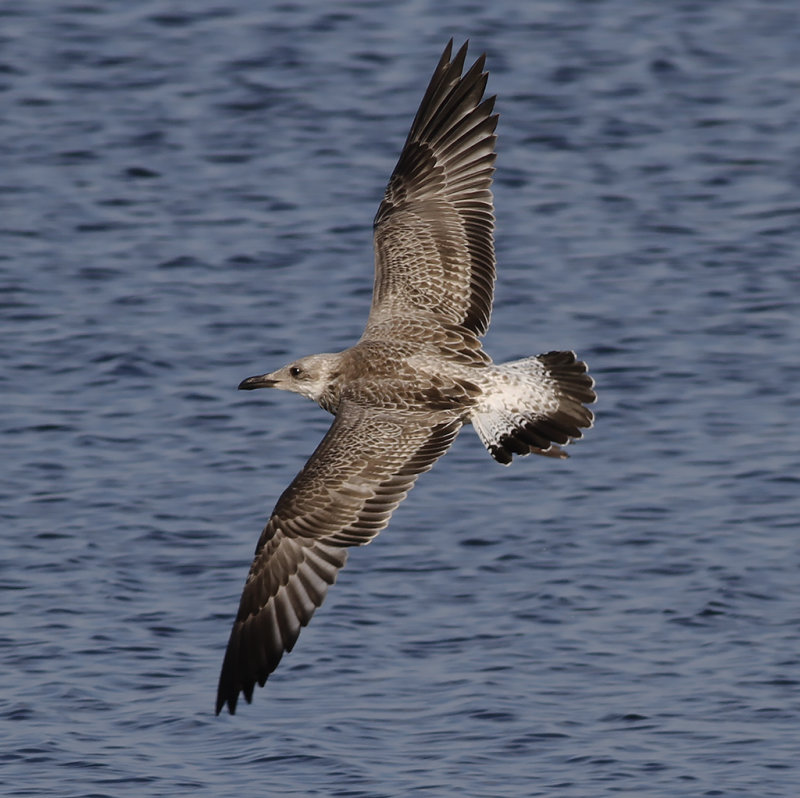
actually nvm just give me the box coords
[216,41,596,715]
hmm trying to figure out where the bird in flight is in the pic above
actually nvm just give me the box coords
[216,40,595,714]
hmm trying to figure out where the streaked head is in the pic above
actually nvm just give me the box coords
[238,353,341,404]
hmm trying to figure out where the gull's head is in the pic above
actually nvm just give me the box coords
[238,353,340,404]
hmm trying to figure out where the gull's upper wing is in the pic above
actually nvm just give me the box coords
[216,401,461,714]
[365,40,498,342]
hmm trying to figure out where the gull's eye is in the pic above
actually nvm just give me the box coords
[289,366,303,378]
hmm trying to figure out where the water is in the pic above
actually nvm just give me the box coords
[2,1,799,796]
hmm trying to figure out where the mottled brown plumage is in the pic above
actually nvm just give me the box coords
[216,41,596,715]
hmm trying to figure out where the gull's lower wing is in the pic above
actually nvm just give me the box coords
[216,400,462,714]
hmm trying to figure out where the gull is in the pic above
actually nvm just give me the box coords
[216,40,596,714]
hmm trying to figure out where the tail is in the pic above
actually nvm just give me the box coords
[470,351,595,464]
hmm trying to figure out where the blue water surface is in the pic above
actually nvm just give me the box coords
[2,1,799,796]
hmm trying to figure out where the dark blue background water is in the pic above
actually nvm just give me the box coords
[2,1,799,796]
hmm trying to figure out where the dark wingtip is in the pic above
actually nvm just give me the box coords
[453,38,469,63]
[215,683,238,715]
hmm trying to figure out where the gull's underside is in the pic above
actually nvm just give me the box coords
[216,41,596,715]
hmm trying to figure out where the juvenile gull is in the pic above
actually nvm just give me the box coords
[216,40,596,715]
